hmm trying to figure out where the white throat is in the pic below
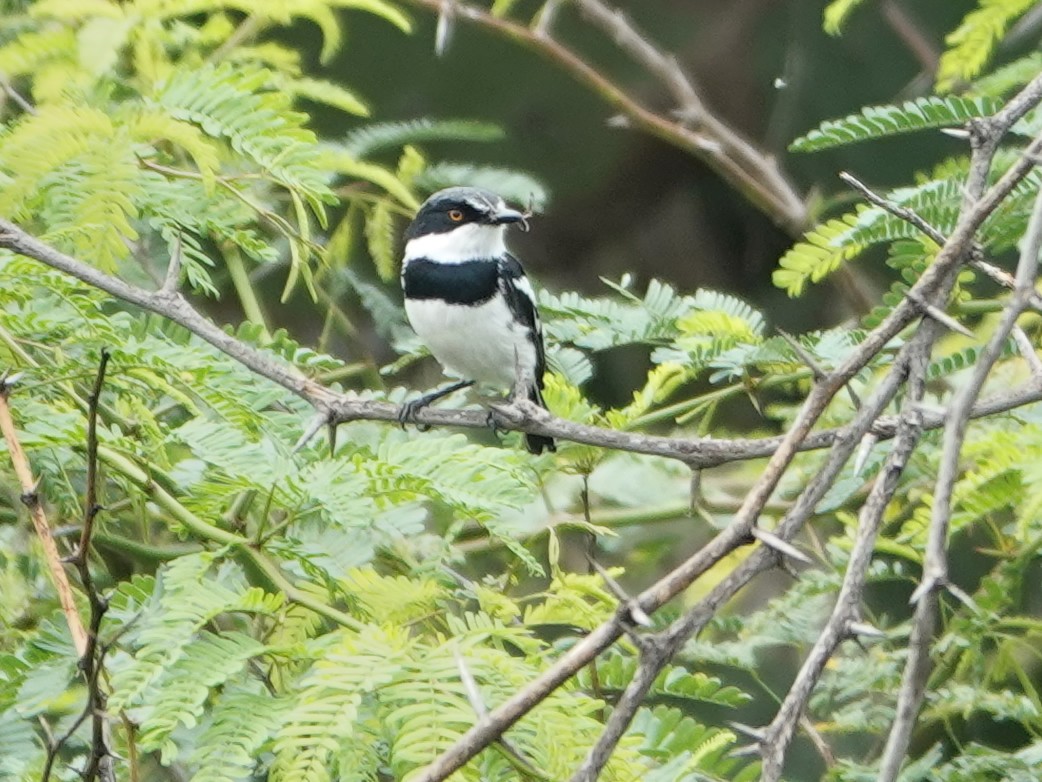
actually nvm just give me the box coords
[404,223,508,264]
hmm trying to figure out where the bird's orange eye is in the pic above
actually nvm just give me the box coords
[448,209,464,222]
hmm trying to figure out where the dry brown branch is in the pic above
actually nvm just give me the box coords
[0,372,88,656]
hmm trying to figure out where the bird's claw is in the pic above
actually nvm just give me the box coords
[398,398,431,431]
[485,410,503,439]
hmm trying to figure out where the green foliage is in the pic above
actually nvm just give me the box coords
[789,96,1001,152]
[822,0,869,36]
[936,0,1038,93]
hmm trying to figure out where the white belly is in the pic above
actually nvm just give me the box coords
[405,295,537,389]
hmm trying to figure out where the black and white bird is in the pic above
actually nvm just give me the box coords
[399,186,555,454]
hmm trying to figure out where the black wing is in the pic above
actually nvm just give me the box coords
[497,253,547,392]
[498,254,555,454]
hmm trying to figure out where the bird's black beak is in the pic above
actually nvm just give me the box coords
[491,207,530,232]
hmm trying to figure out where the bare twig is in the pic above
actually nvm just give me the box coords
[37,353,116,782]
[880,0,939,75]
[75,351,109,562]
[568,635,673,782]
[453,647,550,782]
[587,555,651,628]
[398,0,808,234]
[877,160,1042,782]
[0,77,36,115]
[839,170,1042,313]
[73,351,116,782]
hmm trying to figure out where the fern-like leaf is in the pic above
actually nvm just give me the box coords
[136,631,270,761]
[190,689,291,782]
[790,96,1002,153]
[364,198,397,281]
[773,214,864,296]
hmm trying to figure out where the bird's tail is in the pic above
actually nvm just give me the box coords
[525,383,556,455]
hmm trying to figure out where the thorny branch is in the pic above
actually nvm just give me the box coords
[877,156,1042,782]
[758,339,931,780]
[2,355,117,782]
[1,63,1041,782]
[38,352,117,782]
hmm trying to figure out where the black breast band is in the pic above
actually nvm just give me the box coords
[402,258,499,305]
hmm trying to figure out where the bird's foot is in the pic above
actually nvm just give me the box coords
[398,379,475,432]
[485,409,504,440]
[398,396,433,432]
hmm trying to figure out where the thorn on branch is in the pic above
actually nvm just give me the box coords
[587,555,653,629]
[944,582,980,612]
[160,234,183,294]
[435,0,456,57]
[728,743,763,759]
[904,290,974,337]
[532,0,563,38]
[908,571,944,605]
[852,432,878,476]
[847,620,887,640]
[1012,325,1042,381]
[750,526,812,565]
[293,411,329,453]
[727,721,767,743]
